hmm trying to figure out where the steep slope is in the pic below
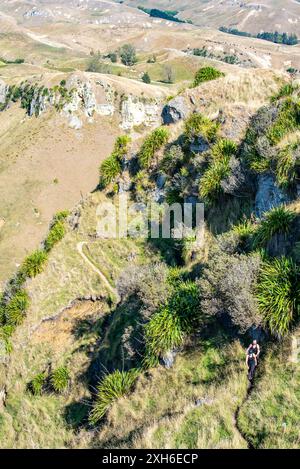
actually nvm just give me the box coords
[2,68,298,449]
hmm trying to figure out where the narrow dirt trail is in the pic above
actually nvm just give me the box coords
[77,241,119,300]
[234,381,255,449]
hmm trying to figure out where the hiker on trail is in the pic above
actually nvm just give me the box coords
[246,339,260,361]
[246,352,257,382]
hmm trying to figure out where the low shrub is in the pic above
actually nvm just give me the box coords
[192,67,224,87]
[138,127,169,168]
[5,290,29,327]
[200,248,261,332]
[29,372,47,396]
[50,366,70,393]
[267,99,300,145]
[144,281,201,364]
[44,220,66,252]
[20,250,48,278]
[99,135,131,187]
[89,369,139,424]
[252,206,295,249]
[275,140,300,188]
[257,257,300,336]
[184,113,219,144]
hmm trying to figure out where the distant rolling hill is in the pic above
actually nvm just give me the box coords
[121,0,300,35]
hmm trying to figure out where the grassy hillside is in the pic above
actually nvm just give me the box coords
[1,63,300,449]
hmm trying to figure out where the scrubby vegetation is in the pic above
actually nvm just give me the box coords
[89,369,139,424]
[220,27,298,45]
[138,127,169,168]
[99,135,131,187]
[192,67,225,87]
[257,257,300,337]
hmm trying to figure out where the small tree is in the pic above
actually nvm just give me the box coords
[142,72,151,84]
[193,66,224,87]
[163,65,175,84]
[120,44,137,66]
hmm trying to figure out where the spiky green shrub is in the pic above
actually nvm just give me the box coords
[44,220,66,252]
[267,99,300,145]
[138,127,169,168]
[211,139,237,159]
[53,210,69,222]
[99,135,131,187]
[20,250,48,278]
[231,219,257,251]
[199,140,236,204]
[144,281,201,365]
[5,290,29,326]
[184,113,219,144]
[271,83,299,102]
[257,257,300,336]
[50,366,70,393]
[192,66,224,87]
[89,369,138,424]
[276,140,300,188]
[29,372,47,396]
[252,206,295,249]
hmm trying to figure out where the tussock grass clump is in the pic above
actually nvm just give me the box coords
[184,113,219,144]
[50,366,70,393]
[271,83,299,102]
[257,257,300,336]
[275,140,300,188]
[20,250,48,278]
[89,369,139,424]
[199,139,237,204]
[5,290,29,327]
[100,135,131,187]
[252,205,295,249]
[267,99,300,145]
[192,66,224,87]
[144,281,201,365]
[138,127,169,168]
[44,220,66,252]
[29,372,47,396]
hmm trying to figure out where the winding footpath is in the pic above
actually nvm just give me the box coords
[76,241,119,300]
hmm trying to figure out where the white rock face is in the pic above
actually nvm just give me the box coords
[120,95,161,130]
[0,79,8,104]
[68,115,82,130]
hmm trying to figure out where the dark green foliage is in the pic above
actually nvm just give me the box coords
[192,67,224,87]
[138,7,186,23]
[29,373,47,396]
[20,250,48,278]
[50,366,70,393]
[89,369,139,424]
[271,83,298,102]
[99,135,131,187]
[184,113,219,144]
[220,27,298,45]
[44,220,66,252]
[138,127,169,168]
[144,281,201,364]
[275,140,300,188]
[267,99,300,145]
[257,257,300,336]
[5,290,29,327]
[252,206,296,249]
[120,44,137,66]
[141,72,151,84]
[199,139,237,204]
